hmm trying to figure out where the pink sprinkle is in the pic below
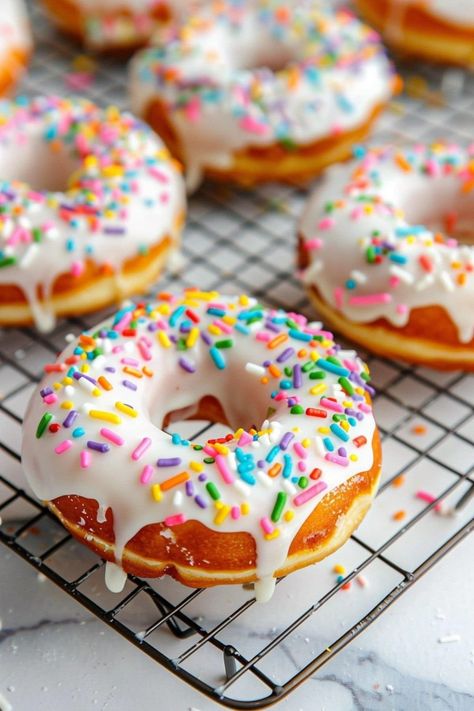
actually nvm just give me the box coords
[80,450,91,469]
[121,357,139,366]
[358,402,372,413]
[297,461,306,472]
[416,490,443,512]
[274,392,286,401]
[350,206,364,220]
[137,341,152,361]
[55,439,72,455]
[356,574,369,588]
[260,516,274,535]
[239,115,269,135]
[140,464,154,485]
[256,332,271,342]
[100,428,124,446]
[203,445,216,456]
[213,319,233,334]
[71,261,84,277]
[318,217,335,231]
[305,238,323,250]
[342,359,358,372]
[293,442,307,459]
[349,293,392,306]
[334,287,344,309]
[320,398,344,413]
[238,431,253,447]
[396,303,409,315]
[132,437,152,461]
[293,481,327,506]
[114,311,132,332]
[215,454,235,485]
[325,453,349,467]
[185,96,201,122]
[165,514,186,527]
[425,159,440,177]
[389,275,400,288]
[44,393,58,405]
[231,505,241,520]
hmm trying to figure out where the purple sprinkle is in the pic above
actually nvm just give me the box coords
[279,432,294,450]
[122,379,137,391]
[287,397,297,407]
[105,366,116,373]
[276,347,295,363]
[157,457,181,467]
[257,460,265,469]
[170,334,178,343]
[179,357,196,373]
[293,364,302,389]
[179,323,191,333]
[147,322,159,332]
[104,226,126,235]
[365,384,376,396]
[75,372,97,385]
[195,495,207,509]
[87,440,109,453]
[185,481,194,496]
[265,321,280,333]
[262,360,271,367]
[356,412,364,421]
[40,386,53,398]
[200,332,212,346]
[198,473,207,482]
[345,408,357,417]
[63,410,78,428]
[338,447,347,457]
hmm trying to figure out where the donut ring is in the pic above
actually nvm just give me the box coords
[0,0,31,96]
[22,290,381,602]
[0,96,185,332]
[40,0,190,51]
[130,0,397,191]
[355,0,474,66]
[298,143,474,370]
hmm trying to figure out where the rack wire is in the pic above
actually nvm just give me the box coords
[1,2,473,708]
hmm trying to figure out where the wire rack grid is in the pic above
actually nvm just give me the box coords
[1,2,473,709]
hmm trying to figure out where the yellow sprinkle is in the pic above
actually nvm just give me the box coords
[222,315,236,325]
[241,502,250,515]
[301,438,311,448]
[62,377,73,386]
[239,294,249,305]
[214,500,224,510]
[310,351,318,361]
[340,421,350,432]
[333,564,345,574]
[208,324,221,335]
[61,400,74,410]
[92,388,101,397]
[189,290,218,301]
[342,400,353,408]
[186,327,200,348]
[214,504,231,525]
[157,303,170,315]
[349,453,358,461]
[265,529,280,541]
[213,443,229,455]
[53,382,62,391]
[80,352,87,360]
[81,364,90,373]
[321,339,332,349]
[151,484,162,502]
[310,383,327,396]
[355,387,365,396]
[89,410,122,424]
[234,428,244,439]
[189,461,204,473]
[115,402,138,418]
[284,510,294,522]
[158,330,171,348]
[318,427,330,434]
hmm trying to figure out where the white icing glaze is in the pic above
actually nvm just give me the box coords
[0,96,185,331]
[0,0,31,64]
[299,143,474,344]
[129,0,394,191]
[22,291,378,600]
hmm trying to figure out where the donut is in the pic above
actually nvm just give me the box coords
[22,290,382,602]
[298,142,474,370]
[355,0,474,66]
[40,0,192,51]
[0,96,185,332]
[0,0,32,96]
[129,0,397,191]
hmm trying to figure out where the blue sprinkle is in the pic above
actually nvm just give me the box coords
[72,427,85,438]
[330,424,350,442]
[288,329,312,342]
[317,359,350,377]
[283,454,292,479]
[266,445,280,463]
[210,346,226,370]
[323,437,335,452]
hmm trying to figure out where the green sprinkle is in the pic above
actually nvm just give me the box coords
[284,366,292,377]
[32,227,42,243]
[193,444,203,451]
[290,405,304,415]
[327,356,343,366]
[36,412,53,438]
[302,361,315,372]
[271,492,287,523]
[0,256,16,268]
[338,376,355,395]
[309,370,326,380]
[203,456,215,464]
[298,476,309,489]
[215,339,233,349]
[366,245,377,263]
[360,371,370,382]
[206,482,221,501]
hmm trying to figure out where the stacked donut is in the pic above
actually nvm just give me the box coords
[0,0,31,96]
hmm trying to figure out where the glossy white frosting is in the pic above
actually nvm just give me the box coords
[299,143,474,343]
[0,0,31,63]
[129,0,394,191]
[0,96,185,332]
[22,291,378,601]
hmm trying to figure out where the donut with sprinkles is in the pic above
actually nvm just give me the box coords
[40,0,195,51]
[299,142,474,370]
[129,0,397,191]
[22,290,381,602]
[0,96,185,332]
[355,0,474,66]
[0,0,31,96]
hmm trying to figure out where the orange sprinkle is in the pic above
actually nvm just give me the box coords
[392,510,406,521]
[260,376,269,384]
[457,273,467,286]
[297,349,307,358]
[98,375,113,391]
[267,333,288,350]
[392,475,406,488]
[160,471,189,492]
[411,424,427,435]
[395,153,412,172]
[461,177,474,194]
[142,366,154,377]
[268,463,282,478]
[268,363,281,378]
[79,334,95,347]
[123,366,143,378]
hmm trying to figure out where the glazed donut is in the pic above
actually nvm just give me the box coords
[40,0,192,51]
[0,96,185,332]
[298,142,474,370]
[22,290,381,602]
[0,0,31,96]
[129,0,397,191]
[355,0,474,66]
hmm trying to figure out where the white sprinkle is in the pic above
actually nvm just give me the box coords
[439,271,455,292]
[233,480,251,498]
[314,436,326,458]
[257,470,272,488]
[91,355,107,370]
[245,362,266,376]
[415,274,435,291]
[438,634,461,644]
[389,265,414,284]
[282,479,297,495]
[64,385,75,397]
[65,333,76,343]
[350,270,368,284]
[19,243,39,268]
[173,491,183,507]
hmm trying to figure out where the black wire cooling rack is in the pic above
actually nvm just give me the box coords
[0,2,473,708]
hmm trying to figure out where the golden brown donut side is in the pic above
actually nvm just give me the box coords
[0,47,30,97]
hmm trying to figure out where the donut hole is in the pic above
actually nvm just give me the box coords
[0,132,79,192]
[235,43,298,73]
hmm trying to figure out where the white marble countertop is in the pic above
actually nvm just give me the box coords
[1,531,473,711]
